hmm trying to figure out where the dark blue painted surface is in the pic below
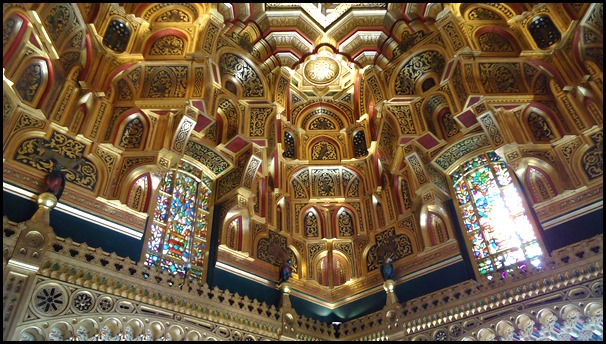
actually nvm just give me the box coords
[4,189,602,323]
[3,190,143,261]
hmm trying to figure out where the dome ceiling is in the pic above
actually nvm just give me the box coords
[3,2,602,319]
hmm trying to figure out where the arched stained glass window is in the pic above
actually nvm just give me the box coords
[144,160,213,283]
[451,152,543,279]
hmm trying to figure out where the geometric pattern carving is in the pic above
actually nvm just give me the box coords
[32,282,69,317]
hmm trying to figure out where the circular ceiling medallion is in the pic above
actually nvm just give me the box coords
[304,56,340,84]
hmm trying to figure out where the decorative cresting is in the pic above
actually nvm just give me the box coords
[13,131,97,191]
[338,234,603,341]
[394,50,446,95]
[2,219,335,341]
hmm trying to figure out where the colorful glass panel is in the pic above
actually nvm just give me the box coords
[144,160,212,283]
[451,152,542,278]
[160,171,173,193]
[147,224,164,251]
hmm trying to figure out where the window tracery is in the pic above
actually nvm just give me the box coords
[144,160,212,282]
[451,151,544,278]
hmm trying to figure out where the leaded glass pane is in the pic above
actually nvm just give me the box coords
[144,160,213,283]
[451,152,543,278]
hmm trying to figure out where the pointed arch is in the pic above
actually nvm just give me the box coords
[301,206,324,239]
[143,160,214,282]
[515,158,564,205]
[450,151,546,279]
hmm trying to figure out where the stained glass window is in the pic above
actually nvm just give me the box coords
[144,160,212,283]
[451,152,543,279]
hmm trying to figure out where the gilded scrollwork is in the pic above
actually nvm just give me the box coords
[185,141,230,175]
[219,53,264,98]
[366,227,413,272]
[149,35,185,55]
[395,51,446,95]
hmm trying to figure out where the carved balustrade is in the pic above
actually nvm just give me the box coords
[338,234,603,341]
[3,213,602,341]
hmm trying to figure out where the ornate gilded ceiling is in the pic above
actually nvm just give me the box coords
[3,2,603,315]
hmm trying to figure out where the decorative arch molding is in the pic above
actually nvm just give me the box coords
[10,57,53,109]
[521,104,563,143]
[432,133,493,173]
[474,25,523,54]
[112,111,150,151]
[122,171,153,213]
[3,11,31,63]
[421,92,458,140]
[102,63,137,94]
[308,136,341,162]
[217,50,266,98]
[515,158,564,205]
[215,96,240,144]
[392,48,447,96]
[298,104,347,130]
[222,210,250,254]
[419,204,455,249]
[300,206,325,239]
[290,99,355,127]
[332,206,358,238]
[142,29,189,58]
[313,250,351,287]
[458,3,524,21]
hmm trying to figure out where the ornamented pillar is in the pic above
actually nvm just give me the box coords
[382,279,405,340]
[278,282,298,340]
[3,192,57,341]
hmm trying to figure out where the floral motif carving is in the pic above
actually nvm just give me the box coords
[219,53,264,98]
[395,51,446,95]
[150,35,185,55]
[184,141,230,175]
